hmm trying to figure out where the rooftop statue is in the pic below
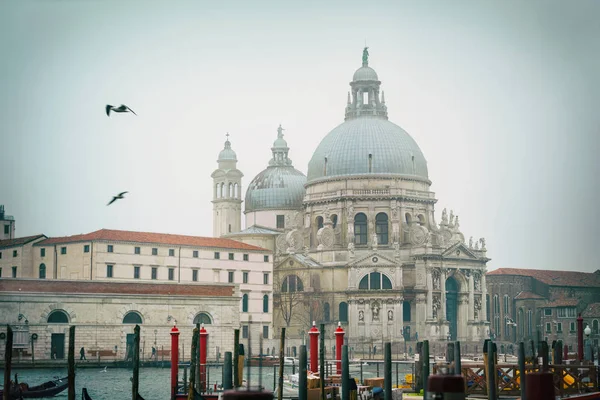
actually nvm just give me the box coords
[362,47,369,66]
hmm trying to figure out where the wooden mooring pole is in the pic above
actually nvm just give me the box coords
[132,325,140,400]
[223,351,233,390]
[299,345,307,400]
[518,342,526,400]
[384,343,392,400]
[278,328,285,400]
[4,325,13,400]
[422,340,430,400]
[319,324,325,400]
[233,329,239,388]
[454,341,461,375]
[68,325,76,400]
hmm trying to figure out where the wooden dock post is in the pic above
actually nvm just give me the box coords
[384,343,392,400]
[299,345,307,400]
[132,325,140,400]
[68,325,75,400]
[188,327,199,399]
[319,324,325,400]
[422,340,430,400]
[223,351,233,390]
[233,329,240,388]
[278,328,285,400]
[446,342,455,365]
[454,341,462,375]
[518,342,526,400]
[415,341,423,393]
[487,341,497,400]
[3,325,12,400]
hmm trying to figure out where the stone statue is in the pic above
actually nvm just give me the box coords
[480,237,486,250]
[346,202,354,219]
[277,124,284,137]
[372,233,378,248]
[372,303,380,320]
[474,276,481,291]
[359,310,364,322]
[432,296,440,319]
[348,241,355,257]
[323,205,331,222]
[474,240,479,250]
[469,237,473,249]
[449,210,454,226]
[388,310,393,321]
[454,216,460,230]
[433,270,440,290]
[303,246,309,257]
[362,47,369,65]
[441,208,448,225]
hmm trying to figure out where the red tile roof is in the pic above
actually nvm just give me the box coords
[544,298,579,308]
[582,303,600,318]
[0,234,47,249]
[514,291,546,300]
[0,279,235,297]
[34,229,268,251]
[487,268,600,288]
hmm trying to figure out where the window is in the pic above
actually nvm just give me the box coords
[193,250,199,258]
[47,310,69,323]
[169,249,175,257]
[84,245,90,253]
[339,302,348,322]
[168,268,174,281]
[324,303,330,322]
[242,294,249,312]
[152,248,158,256]
[570,322,576,332]
[358,272,393,290]
[40,248,46,257]
[228,271,234,283]
[263,273,269,285]
[375,213,389,244]
[243,272,249,283]
[12,266,17,278]
[151,267,157,280]
[493,295,500,314]
[134,266,140,279]
[557,322,563,333]
[593,320,599,335]
[193,313,212,325]
[135,247,141,255]
[503,295,509,313]
[545,322,551,333]
[13,249,18,257]
[557,307,577,318]
[39,263,46,279]
[107,245,113,253]
[276,215,285,229]
[123,312,143,324]
[0,268,2,277]
[263,295,269,312]
[527,309,533,336]
[354,213,367,245]
[263,326,269,339]
[193,269,198,282]
[316,216,324,229]
[331,214,338,229]
[242,325,249,339]
[281,275,304,292]
[264,255,269,262]
[107,264,113,278]
[4,225,9,234]
[229,253,234,260]
[214,252,220,259]
[544,308,552,316]
[403,302,411,322]
[243,254,249,261]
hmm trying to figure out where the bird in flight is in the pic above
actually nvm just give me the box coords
[106,104,137,116]
[107,191,128,206]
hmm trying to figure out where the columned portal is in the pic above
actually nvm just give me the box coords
[446,277,459,340]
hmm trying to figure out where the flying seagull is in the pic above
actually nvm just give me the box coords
[107,191,128,206]
[106,104,137,116]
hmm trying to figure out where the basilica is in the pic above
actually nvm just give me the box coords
[214,48,491,350]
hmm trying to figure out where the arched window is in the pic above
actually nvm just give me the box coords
[331,215,338,229]
[47,310,69,324]
[281,275,304,292]
[229,183,233,198]
[339,302,348,322]
[242,294,249,312]
[527,309,533,337]
[123,311,143,324]
[39,263,46,279]
[316,216,324,229]
[405,213,412,225]
[493,295,500,314]
[403,302,411,322]
[215,183,220,198]
[593,320,599,335]
[324,303,330,322]
[517,309,524,337]
[263,295,269,313]
[220,183,224,198]
[234,183,239,199]
[354,213,367,245]
[359,272,392,290]
[503,295,510,313]
[193,312,212,325]
[418,214,425,225]
[375,213,388,245]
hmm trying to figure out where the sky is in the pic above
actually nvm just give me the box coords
[1,0,599,272]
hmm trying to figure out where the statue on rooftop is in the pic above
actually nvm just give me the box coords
[362,47,369,65]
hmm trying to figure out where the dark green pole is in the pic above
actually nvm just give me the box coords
[422,340,430,400]
[556,340,563,364]
[454,341,462,375]
[518,342,526,400]
[233,329,240,388]
[3,325,12,400]
[541,341,549,371]
[384,343,392,400]
[341,345,349,400]
[320,324,325,400]
[68,326,76,400]
[299,345,307,400]
[132,325,140,400]
[223,351,233,390]
[487,340,497,400]
[189,327,199,396]
[446,342,455,365]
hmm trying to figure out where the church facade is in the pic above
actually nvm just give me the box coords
[217,49,490,350]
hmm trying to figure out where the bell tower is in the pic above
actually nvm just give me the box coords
[212,134,243,237]
[0,205,15,240]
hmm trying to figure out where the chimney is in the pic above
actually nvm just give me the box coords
[0,205,4,220]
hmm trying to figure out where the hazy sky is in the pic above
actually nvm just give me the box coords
[1,1,598,272]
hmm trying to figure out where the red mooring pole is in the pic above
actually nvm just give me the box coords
[335,322,345,375]
[170,325,180,400]
[309,321,320,373]
[199,324,208,392]
[577,314,584,362]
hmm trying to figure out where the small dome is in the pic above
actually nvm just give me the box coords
[218,140,237,161]
[353,66,379,82]
[245,167,306,212]
[273,137,288,148]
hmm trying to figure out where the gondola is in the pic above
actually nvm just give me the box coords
[82,388,146,400]
[0,376,68,399]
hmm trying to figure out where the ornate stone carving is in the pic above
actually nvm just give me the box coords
[276,234,288,253]
[432,268,441,290]
[441,208,448,225]
[449,210,454,227]
[439,228,452,246]
[474,274,481,292]
[474,297,481,320]
[371,233,378,250]
[409,225,428,246]
[480,237,486,251]
[358,310,364,322]
[469,237,473,249]
[387,310,394,321]
[432,295,441,319]
[371,301,381,321]
[346,202,355,220]
[348,241,355,257]
[323,205,331,223]
[286,229,304,252]
[317,226,334,249]
[454,216,460,230]
[474,240,479,250]
[416,294,427,304]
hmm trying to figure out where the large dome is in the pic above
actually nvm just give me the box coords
[245,167,306,212]
[306,117,428,183]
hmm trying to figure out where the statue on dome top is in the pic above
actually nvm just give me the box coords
[277,124,284,138]
[362,47,369,66]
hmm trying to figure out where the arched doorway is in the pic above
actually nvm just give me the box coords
[445,277,459,340]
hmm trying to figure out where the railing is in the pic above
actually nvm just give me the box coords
[305,188,436,201]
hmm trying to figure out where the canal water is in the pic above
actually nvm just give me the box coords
[2,363,415,400]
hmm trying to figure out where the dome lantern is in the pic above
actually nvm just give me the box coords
[346,47,387,121]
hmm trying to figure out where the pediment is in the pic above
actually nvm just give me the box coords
[347,252,398,268]
[275,254,321,271]
[441,241,479,260]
